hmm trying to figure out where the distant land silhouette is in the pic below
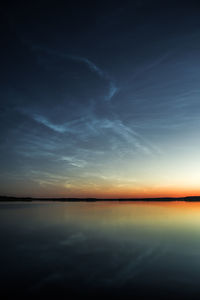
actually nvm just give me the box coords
[1,196,200,202]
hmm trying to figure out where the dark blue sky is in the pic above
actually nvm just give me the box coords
[1,0,200,197]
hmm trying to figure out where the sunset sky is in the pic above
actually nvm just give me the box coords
[1,0,200,198]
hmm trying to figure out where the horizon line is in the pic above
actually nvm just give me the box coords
[1,195,200,202]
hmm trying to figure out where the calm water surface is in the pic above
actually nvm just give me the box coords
[1,201,200,299]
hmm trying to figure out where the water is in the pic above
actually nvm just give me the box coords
[1,201,200,299]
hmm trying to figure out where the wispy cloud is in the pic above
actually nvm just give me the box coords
[33,114,67,133]
[30,110,160,156]
[32,45,118,102]
[105,82,118,102]
[125,51,174,88]
[60,156,87,168]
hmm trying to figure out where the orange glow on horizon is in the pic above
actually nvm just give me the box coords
[40,186,200,199]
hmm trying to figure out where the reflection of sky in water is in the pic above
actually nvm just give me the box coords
[1,201,200,298]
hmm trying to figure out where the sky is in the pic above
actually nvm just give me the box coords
[1,0,200,198]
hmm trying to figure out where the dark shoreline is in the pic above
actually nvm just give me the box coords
[1,196,200,202]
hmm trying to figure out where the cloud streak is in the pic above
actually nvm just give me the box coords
[30,110,158,156]
[32,45,118,102]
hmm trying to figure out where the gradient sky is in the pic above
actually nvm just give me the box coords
[1,0,200,198]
